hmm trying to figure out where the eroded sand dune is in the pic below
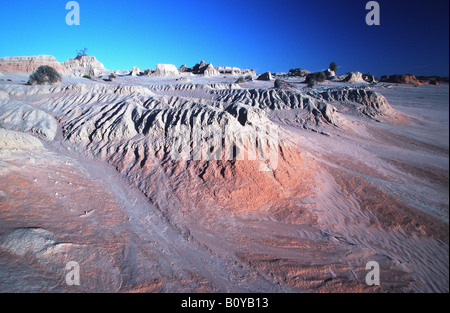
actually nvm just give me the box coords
[0,76,448,292]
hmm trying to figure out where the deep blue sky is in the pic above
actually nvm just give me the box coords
[0,0,448,76]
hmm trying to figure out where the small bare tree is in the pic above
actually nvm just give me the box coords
[76,48,88,59]
[329,62,338,73]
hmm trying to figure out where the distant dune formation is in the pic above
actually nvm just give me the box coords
[0,55,71,74]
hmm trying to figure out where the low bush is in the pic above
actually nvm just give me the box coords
[305,71,326,84]
[288,68,309,77]
[307,78,317,88]
[27,66,61,85]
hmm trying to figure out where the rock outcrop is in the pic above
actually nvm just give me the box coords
[203,64,220,76]
[213,85,391,123]
[178,61,249,76]
[178,65,189,73]
[216,66,256,76]
[213,88,336,125]
[62,56,106,77]
[0,55,70,73]
[192,60,208,74]
[189,61,215,75]
[243,69,256,76]
[153,64,179,77]
[216,66,241,75]
[130,66,142,76]
[113,70,131,76]
[342,72,366,84]
[311,87,392,118]
[363,74,377,83]
[257,72,273,81]
[380,74,423,86]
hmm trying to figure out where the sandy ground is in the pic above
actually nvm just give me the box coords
[0,74,448,292]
